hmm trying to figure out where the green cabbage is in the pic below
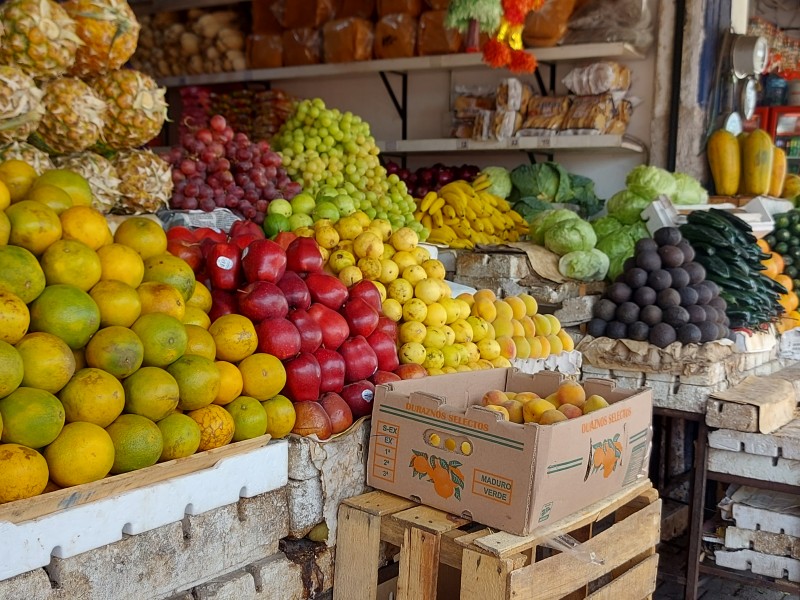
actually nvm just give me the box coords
[569,174,604,217]
[544,219,597,256]
[528,208,580,245]
[511,162,573,203]
[595,222,651,280]
[671,172,709,205]
[481,166,513,199]
[558,249,610,281]
[591,216,624,239]
[625,165,676,200]
[607,189,652,225]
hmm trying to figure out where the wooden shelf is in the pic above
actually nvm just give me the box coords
[155,42,645,88]
[378,135,647,155]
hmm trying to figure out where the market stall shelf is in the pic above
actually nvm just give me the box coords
[333,480,660,600]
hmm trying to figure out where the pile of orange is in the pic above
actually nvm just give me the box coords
[0,160,295,505]
[758,239,800,332]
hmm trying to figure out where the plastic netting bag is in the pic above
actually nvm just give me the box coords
[562,0,654,53]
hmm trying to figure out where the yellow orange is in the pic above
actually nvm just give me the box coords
[183,324,217,361]
[96,243,145,287]
[84,326,144,379]
[187,404,235,451]
[0,340,23,399]
[157,413,201,461]
[106,414,163,474]
[187,281,213,313]
[59,367,125,427]
[0,160,37,202]
[89,280,142,328]
[137,281,186,321]
[113,217,167,259]
[208,314,258,362]
[59,205,111,250]
[5,200,62,255]
[15,332,76,394]
[123,367,180,422]
[238,353,286,401]
[40,239,102,291]
[0,289,30,344]
[45,422,115,487]
[142,253,196,302]
[0,443,48,502]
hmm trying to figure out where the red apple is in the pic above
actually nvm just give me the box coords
[341,379,376,418]
[292,401,332,440]
[339,336,378,383]
[256,317,301,360]
[287,308,323,354]
[209,289,237,322]
[194,227,227,244]
[343,297,379,338]
[166,226,196,242]
[199,236,218,259]
[241,239,287,284]
[366,330,400,372]
[305,272,349,311]
[374,316,399,345]
[394,364,428,380]
[276,271,311,310]
[372,370,401,385]
[319,392,353,434]
[206,242,242,291]
[230,219,265,240]
[282,352,321,402]
[231,232,263,250]
[286,237,324,274]
[237,281,289,322]
[314,347,346,394]
[348,280,383,314]
[167,238,202,272]
[274,231,298,251]
[307,303,349,351]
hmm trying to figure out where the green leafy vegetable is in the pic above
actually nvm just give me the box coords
[480,166,513,199]
[595,223,651,280]
[528,208,581,245]
[510,162,573,203]
[671,172,709,205]
[625,165,676,200]
[607,189,652,225]
[591,216,624,239]
[544,219,597,256]
[569,174,604,217]
[558,249,610,281]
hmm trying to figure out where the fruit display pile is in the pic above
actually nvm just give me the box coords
[760,210,800,332]
[384,160,480,199]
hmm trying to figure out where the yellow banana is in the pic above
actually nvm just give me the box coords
[509,210,523,223]
[429,197,445,214]
[444,217,459,226]
[472,177,491,192]
[469,218,483,232]
[420,191,438,212]
[432,211,443,228]
[482,218,495,235]
[496,197,511,212]
[448,238,473,249]
[414,210,424,221]
[442,205,456,219]
[465,205,477,221]
[421,215,433,230]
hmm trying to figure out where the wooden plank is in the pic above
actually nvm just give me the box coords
[0,434,272,524]
[585,554,659,600]
[438,528,494,571]
[706,376,796,434]
[390,505,470,535]
[474,480,653,557]
[341,490,417,517]
[397,527,440,600]
[459,547,514,600]
[707,448,799,486]
[707,415,800,460]
[333,504,384,600]
[507,500,662,600]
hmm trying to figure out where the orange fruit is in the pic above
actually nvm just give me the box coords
[0,209,9,244]
[59,205,111,250]
[0,244,46,303]
[28,284,101,350]
[260,394,296,439]
[773,253,785,274]
[187,404,235,451]
[0,160,37,202]
[89,280,142,328]
[44,422,115,487]
[756,238,771,253]
[780,291,799,314]
[142,253,196,302]
[0,289,30,344]
[33,169,92,207]
[130,313,188,368]
[122,366,180,422]
[776,274,794,293]
[0,387,65,448]
[157,413,201,461]
[84,326,144,379]
[0,340,23,399]
[208,314,258,362]
[238,353,286,401]
[59,368,125,427]
[113,217,167,260]
[166,354,221,411]
[96,243,145,288]
[106,413,163,474]
[137,281,186,321]
[183,324,216,361]
[40,239,102,291]
[72,348,86,371]
[213,361,243,406]
[0,443,49,502]
[15,332,76,394]
[187,281,212,313]
[225,396,268,442]
[25,183,72,214]
[182,306,211,329]
[5,200,62,255]
[0,179,8,210]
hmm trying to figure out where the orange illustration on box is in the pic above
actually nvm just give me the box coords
[586,434,624,480]
[410,451,465,500]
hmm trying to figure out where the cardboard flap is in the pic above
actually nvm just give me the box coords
[507,369,565,395]
[466,405,528,432]
[709,376,796,434]
[407,391,448,409]
[583,377,620,392]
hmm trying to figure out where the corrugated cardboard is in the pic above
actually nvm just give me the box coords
[367,369,652,536]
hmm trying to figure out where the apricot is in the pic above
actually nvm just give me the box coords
[500,399,524,423]
[492,318,514,339]
[533,314,551,337]
[558,403,583,419]
[484,404,510,420]
[523,398,557,423]
[477,338,501,360]
[472,297,497,322]
[490,356,512,368]
[519,293,539,316]
[511,319,525,338]
[481,389,508,406]
[546,333,564,355]
[545,314,562,335]
[512,336,531,359]
[505,296,528,320]
[496,335,517,360]
[539,409,568,425]
[556,381,586,408]
[583,395,610,414]
[520,316,536,337]
[558,329,575,352]
[514,391,540,404]
[493,300,514,322]
[473,289,496,304]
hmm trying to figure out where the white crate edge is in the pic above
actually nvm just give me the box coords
[0,440,288,582]
[714,549,800,583]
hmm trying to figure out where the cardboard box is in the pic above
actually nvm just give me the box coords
[367,369,652,536]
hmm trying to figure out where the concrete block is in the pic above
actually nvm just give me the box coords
[249,554,305,600]
[287,477,324,538]
[455,252,531,280]
[0,567,54,600]
[288,436,322,481]
[553,295,598,327]
[194,570,257,600]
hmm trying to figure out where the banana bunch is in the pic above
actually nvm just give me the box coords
[414,180,528,249]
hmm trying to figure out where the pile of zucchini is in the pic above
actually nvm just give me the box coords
[679,208,786,329]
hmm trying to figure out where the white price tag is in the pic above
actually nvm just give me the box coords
[779,328,800,359]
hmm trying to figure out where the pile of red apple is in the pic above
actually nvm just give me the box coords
[166,222,428,440]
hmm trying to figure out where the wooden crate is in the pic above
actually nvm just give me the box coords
[333,479,661,600]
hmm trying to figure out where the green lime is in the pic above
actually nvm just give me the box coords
[263,214,291,238]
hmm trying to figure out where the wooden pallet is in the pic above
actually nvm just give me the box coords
[333,479,660,600]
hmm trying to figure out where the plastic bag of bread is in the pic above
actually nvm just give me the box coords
[337,0,376,19]
[425,0,450,8]
[374,13,417,59]
[377,0,423,17]
[560,93,614,135]
[453,94,494,119]
[493,110,523,141]
[323,18,374,63]
[472,110,494,141]
[418,10,462,55]
[451,118,475,139]
[604,99,633,134]
[252,0,282,34]
[523,0,576,48]
[282,28,322,66]
[562,62,632,95]
[279,0,336,29]
[496,78,533,113]
[518,96,571,136]
[247,34,283,68]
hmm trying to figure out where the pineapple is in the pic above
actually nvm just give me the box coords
[54,151,121,213]
[113,149,172,214]
[0,65,45,143]
[90,69,167,150]
[0,141,54,173]
[33,77,107,154]
[0,0,81,79]
[63,0,141,78]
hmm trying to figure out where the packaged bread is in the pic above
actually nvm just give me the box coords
[472,110,494,141]
[246,34,283,68]
[453,94,495,119]
[337,0,376,19]
[323,18,374,63]
[451,119,475,139]
[252,0,282,34]
[418,10,462,55]
[562,62,632,96]
[374,13,417,59]
[425,0,450,8]
[560,93,614,135]
[518,95,571,136]
[282,28,322,66]
[493,110,523,141]
[281,0,336,29]
[377,0,423,17]
[496,78,533,113]
[523,0,576,47]
[604,99,633,134]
